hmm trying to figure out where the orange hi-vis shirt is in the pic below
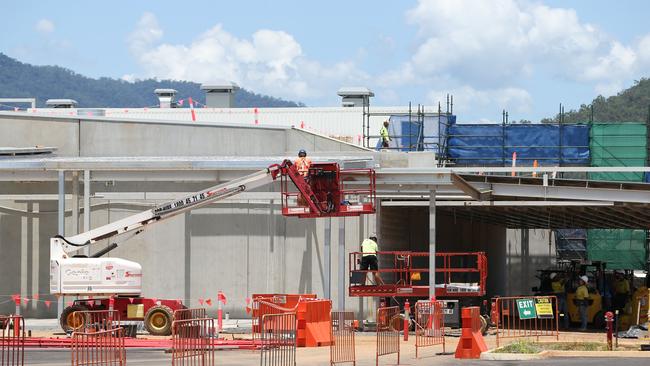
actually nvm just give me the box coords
[295,157,312,176]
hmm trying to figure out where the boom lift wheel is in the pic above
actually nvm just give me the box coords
[144,305,173,336]
[60,304,89,333]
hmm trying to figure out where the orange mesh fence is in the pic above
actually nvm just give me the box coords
[414,301,445,358]
[171,318,216,366]
[71,327,125,366]
[493,296,559,347]
[330,311,355,365]
[260,313,297,366]
[1,315,25,366]
[375,306,399,366]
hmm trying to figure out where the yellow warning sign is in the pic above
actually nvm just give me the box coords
[534,297,554,319]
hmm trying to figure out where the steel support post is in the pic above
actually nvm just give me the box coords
[429,189,436,300]
[338,217,346,310]
[57,171,65,318]
[83,170,90,256]
[324,217,332,299]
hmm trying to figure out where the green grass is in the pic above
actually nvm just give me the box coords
[494,341,611,353]
[493,340,542,354]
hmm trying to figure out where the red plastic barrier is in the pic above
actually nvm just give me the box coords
[454,307,487,359]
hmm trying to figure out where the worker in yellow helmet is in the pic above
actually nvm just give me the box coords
[550,273,569,329]
[360,234,384,285]
[575,275,590,331]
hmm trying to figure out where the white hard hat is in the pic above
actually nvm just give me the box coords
[580,275,589,284]
[549,273,557,280]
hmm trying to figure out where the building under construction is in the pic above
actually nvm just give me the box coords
[0,87,648,323]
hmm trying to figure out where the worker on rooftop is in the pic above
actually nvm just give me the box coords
[576,275,590,331]
[294,149,312,177]
[360,234,384,285]
[380,120,391,149]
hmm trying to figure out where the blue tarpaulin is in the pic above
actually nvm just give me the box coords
[448,123,590,166]
[379,114,452,153]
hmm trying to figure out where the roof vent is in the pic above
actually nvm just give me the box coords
[154,89,178,108]
[200,81,239,108]
[337,87,374,107]
[45,99,78,108]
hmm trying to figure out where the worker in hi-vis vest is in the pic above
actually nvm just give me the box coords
[294,149,312,177]
[360,234,384,285]
[380,121,390,148]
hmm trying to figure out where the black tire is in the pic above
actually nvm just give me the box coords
[592,311,605,330]
[144,305,173,336]
[480,315,489,335]
[60,304,89,333]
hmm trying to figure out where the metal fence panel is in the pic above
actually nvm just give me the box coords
[171,318,216,366]
[72,310,121,333]
[330,311,355,365]
[173,308,207,321]
[260,313,296,366]
[376,306,399,366]
[71,327,126,366]
[414,301,445,358]
[1,315,25,366]
[493,296,559,347]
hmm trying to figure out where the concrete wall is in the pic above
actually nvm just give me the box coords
[0,113,368,157]
[0,182,376,318]
[505,229,557,296]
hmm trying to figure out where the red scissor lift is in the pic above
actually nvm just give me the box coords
[277,161,376,218]
[349,251,487,298]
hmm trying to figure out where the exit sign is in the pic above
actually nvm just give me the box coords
[516,299,537,320]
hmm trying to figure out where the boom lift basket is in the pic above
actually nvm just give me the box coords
[280,162,376,218]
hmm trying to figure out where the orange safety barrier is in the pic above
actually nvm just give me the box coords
[454,307,487,359]
[297,300,332,347]
[330,311,355,365]
[1,315,25,366]
[260,313,297,366]
[171,318,215,366]
[492,296,559,347]
[376,306,399,366]
[414,301,445,358]
[173,308,207,321]
[252,294,316,335]
[71,327,126,366]
[252,295,331,347]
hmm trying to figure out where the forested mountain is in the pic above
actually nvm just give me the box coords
[0,53,304,108]
[542,78,650,123]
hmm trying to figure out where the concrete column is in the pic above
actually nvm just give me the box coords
[57,171,65,318]
[338,217,346,310]
[83,170,90,256]
[324,217,331,299]
[71,171,79,235]
[429,189,436,300]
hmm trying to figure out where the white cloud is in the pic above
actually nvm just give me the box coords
[428,86,532,120]
[393,0,650,101]
[127,13,368,102]
[35,19,55,34]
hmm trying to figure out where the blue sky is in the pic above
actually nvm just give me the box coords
[3,0,650,122]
